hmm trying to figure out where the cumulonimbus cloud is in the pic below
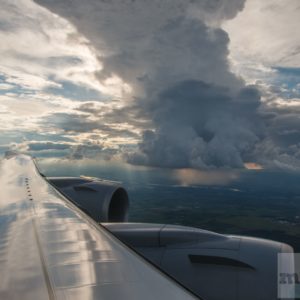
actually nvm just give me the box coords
[34,0,300,170]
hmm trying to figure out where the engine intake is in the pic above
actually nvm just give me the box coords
[48,177,129,223]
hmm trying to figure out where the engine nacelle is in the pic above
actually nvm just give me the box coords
[48,177,129,223]
[104,223,294,300]
[48,176,294,299]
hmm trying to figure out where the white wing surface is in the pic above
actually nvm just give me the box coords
[0,155,198,300]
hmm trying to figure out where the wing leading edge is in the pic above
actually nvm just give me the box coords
[0,155,199,300]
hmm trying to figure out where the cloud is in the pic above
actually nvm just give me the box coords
[0,0,121,154]
[27,141,71,151]
[32,0,300,170]
[44,112,101,133]
[223,0,300,76]
[126,81,264,169]
[0,83,14,90]
[67,143,119,160]
[44,111,139,139]
[35,0,245,92]
[0,135,117,160]
[0,89,83,136]
[0,0,106,94]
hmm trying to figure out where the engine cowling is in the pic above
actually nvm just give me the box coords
[48,176,295,299]
[104,223,294,300]
[48,177,129,223]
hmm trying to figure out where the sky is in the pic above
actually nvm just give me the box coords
[0,0,299,173]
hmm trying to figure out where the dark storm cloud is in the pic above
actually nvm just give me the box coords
[127,81,264,168]
[35,0,300,170]
[269,114,300,147]
[68,143,118,160]
[28,141,71,151]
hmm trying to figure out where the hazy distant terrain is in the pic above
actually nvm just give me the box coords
[129,185,300,251]
[39,159,300,251]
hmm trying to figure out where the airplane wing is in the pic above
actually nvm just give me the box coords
[0,154,198,300]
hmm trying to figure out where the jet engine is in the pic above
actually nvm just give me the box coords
[48,177,129,223]
[104,223,294,300]
[49,176,294,300]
